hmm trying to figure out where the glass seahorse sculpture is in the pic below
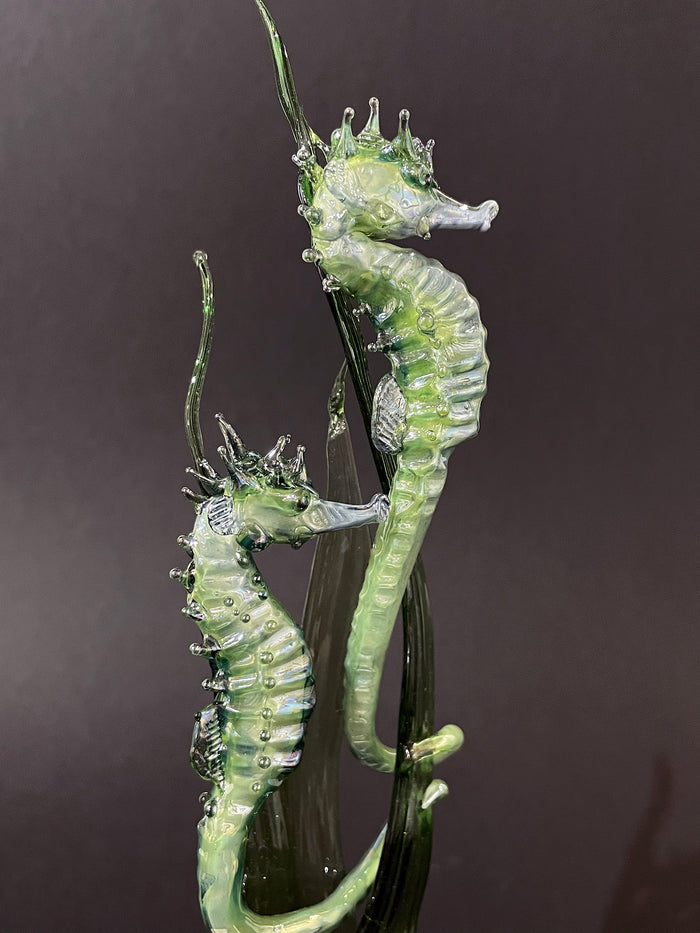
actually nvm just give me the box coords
[254,0,499,773]
[173,253,394,933]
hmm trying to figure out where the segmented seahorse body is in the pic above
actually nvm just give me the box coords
[323,235,488,452]
[250,0,497,777]
[187,499,314,929]
[322,233,489,772]
[178,460,388,933]
[250,0,498,777]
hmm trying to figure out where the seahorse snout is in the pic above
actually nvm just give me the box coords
[427,191,499,232]
[305,494,390,534]
[479,199,500,231]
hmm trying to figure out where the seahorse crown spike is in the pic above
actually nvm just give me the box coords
[215,412,247,461]
[192,419,312,495]
[331,107,357,159]
[360,96,381,141]
[393,108,418,160]
[321,98,438,192]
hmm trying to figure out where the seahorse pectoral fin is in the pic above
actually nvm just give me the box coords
[190,705,225,784]
[410,723,464,766]
[426,191,499,232]
[371,374,407,454]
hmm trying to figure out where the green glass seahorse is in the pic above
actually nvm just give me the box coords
[254,1,499,773]
[173,253,393,933]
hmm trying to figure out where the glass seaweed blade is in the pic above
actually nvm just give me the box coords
[245,365,373,933]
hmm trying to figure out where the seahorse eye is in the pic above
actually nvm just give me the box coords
[296,492,310,512]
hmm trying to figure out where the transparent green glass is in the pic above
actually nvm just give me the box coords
[170,4,499,931]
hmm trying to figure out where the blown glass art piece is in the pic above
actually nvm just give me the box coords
[171,3,498,930]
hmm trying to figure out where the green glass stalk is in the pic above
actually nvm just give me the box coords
[184,251,214,471]
[245,365,373,933]
[244,285,437,932]
[358,561,436,933]
[328,296,436,933]
[324,291,396,495]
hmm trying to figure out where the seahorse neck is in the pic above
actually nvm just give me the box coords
[315,230,464,310]
[190,505,276,645]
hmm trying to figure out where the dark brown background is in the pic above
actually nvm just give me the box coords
[1,0,698,930]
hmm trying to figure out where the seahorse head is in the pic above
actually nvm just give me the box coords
[306,100,498,243]
[251,1,497,244]
[187,414,388,551]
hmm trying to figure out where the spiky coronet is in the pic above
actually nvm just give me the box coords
[182,414,313,502]
[328,97,436,187]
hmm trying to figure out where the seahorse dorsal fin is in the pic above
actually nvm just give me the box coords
[371,374,407,454]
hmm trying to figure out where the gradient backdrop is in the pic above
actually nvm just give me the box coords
[1,1,698,930]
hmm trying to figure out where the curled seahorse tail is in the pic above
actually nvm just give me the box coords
[239,825,386,933]
[199,795,385,933]
[343,458,463,773]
